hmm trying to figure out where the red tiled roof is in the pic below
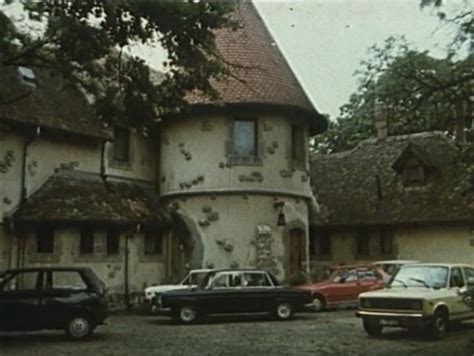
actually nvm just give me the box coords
[187,2,326,133]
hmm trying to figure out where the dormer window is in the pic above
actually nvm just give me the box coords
[403,157,425,186]
[392,143,436,188]
[17,66,37,88]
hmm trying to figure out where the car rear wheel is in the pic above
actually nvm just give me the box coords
[429,310,448,340]
[178,306,198,323]
[363,318,383,337]
[65,316,93,340]
[275,303,293,320]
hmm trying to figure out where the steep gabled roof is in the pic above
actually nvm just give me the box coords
[0,65,111,139]
[13,170,169,226]
[310,132,474,226]
[186,1,326,134]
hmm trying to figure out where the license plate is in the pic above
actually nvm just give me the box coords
[380,319,399,326]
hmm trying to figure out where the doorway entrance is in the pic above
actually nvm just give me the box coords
[286,228,306,279]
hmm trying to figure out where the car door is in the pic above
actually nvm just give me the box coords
[0,270,42,331]
[201,272,244,314]
[39,269,91,328]
[447,267,469,318]
[357,270,382,294]
[242,272,274,312]
[328,270,359,304]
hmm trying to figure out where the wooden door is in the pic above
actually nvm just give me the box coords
[287,229,306,278]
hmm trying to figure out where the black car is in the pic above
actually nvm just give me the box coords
[157,269,312,323]
[0,267,108,340]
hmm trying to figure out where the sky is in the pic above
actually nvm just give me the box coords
[2,0,456,119]
[253,0,455,118]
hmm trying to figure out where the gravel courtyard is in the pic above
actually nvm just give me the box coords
[1,310,473,356]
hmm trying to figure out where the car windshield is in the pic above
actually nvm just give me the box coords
[189,272,209,286]
[390,266,448,289]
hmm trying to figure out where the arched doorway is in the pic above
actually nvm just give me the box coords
[168,212,204,281]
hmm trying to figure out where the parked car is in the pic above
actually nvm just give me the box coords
[144,269,213,311]
[0,267,108,340]
[156,269,312,323]
[296,265,387,312]
[356,263,474,339]
[372,260,420,282]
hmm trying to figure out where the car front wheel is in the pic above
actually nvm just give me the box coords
[177,306,198,324]
[275,303,293,320]
[65,316,93,340]
[363,318,383,337]
[429,310,448,339]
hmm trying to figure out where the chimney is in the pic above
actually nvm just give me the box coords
[374,100,388,140]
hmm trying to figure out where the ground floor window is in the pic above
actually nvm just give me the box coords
[144,233,163,255]
[79,228,94,255]
[356,228,370,256]
[107,229,120,255]
[309,227,331,258]
[379,230,393,255]
[36,226,54,253]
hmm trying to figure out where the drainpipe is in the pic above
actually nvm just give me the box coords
[100,139,109,182]
[124,230,130,309]
[124,224,139,310]
[16,126,40,269]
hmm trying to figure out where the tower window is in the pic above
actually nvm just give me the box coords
[233,119,257,157]
[291,125,306,169]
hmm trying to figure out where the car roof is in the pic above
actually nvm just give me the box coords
[373,260,420,265]
[207,268,269,273]
[331,264,378,270]
[3,267,93,273]
[400,263,474,268]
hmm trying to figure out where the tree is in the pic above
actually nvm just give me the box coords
[312,36,473,154]
[421,0,473,53]
[0,0,236,128]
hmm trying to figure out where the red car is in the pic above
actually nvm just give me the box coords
[297,265,387,312]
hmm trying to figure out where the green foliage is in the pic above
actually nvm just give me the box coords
[0,0,236,128]
[312,36,473,154]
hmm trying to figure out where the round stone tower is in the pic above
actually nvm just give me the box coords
[159,2,326,280]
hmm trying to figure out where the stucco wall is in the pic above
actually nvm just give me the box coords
[21,228,167,295]
[396,224,474,264]
[172,195,309,279]
[160,112,313,280]
[160,114,312,197]
[0,131,25,217]
[309,223,474,280]
[105,130,157,182]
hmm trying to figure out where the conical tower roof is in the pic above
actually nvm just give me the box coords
[187,1,327,134]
